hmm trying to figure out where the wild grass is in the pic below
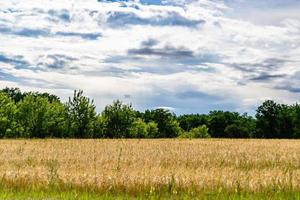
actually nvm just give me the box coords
[0,139,300,198]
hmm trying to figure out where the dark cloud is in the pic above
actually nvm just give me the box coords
[250,73,286,81]
[229,58,288,73]
[0,26,101,40]
[99,55,216,76]
[128,39,221,64]
[0,8,21,14]
[106,11,205,27]
[274,70,300,93]
[124,94,131,99]
[100,39,219,76]
[0,53,80,72]
[56,31,102,40]
[0,54,29,69]
[48,9,71,22]
[229,58,293,86]
[127,40,220,68]
[0,26,50,38]
[176,90,221,100]
[37,54,78,70]
[88,66,140,77]
[261,58,286,68]
[276,85,300,93]
[0,64,66,89]
[128,45,194,58]
[141,38,159,47]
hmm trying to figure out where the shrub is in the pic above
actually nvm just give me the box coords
[146,121,159,138]
[131,118,148,138]
[224,124,249,138]
[179,125,210,138]
[143,109,181,138]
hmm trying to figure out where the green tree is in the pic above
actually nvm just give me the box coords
[102,100,136,138]
[44,101,66,138]
[208,111,240,138]
[177,114,208,131]
[65,90,96,138]
[291,104,300,138]
[17,95,50,138]
[256,100,281,138]
[146,121,159,138]
[142,109,181,138]
[0,92,18,137]
[30,92,60,103]
[277,104,294,138]
[224,124,249,138]
[131,118,148,138]
[179,125,210,138]
[1,87,24,103]
[94,115,106,138]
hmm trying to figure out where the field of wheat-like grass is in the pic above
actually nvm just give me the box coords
[0,139,300,198]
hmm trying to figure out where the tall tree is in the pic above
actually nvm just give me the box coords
[66,90,96,138]
[177,114,208,131]
[101,100,136,138]
[143,109,181,138]
[1,87,24,103]
[44,101,67,138]
[255,100,281,138]
[17,95,51,138]
[208,111,240,138]
[291,104,300,138]
[0,92,18,137]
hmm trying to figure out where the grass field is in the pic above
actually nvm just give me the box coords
[0,139,300,199]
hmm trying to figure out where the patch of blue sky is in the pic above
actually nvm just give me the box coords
[139,0,162,5]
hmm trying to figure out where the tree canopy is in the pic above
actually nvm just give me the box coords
[1,87,300,139]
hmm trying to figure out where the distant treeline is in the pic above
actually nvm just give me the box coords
[1,87,300,139]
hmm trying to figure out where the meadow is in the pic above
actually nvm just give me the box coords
[1,139,300,199]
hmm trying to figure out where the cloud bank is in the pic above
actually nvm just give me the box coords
[0,0,300,114]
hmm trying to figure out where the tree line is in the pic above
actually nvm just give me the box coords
[1,87,300,139]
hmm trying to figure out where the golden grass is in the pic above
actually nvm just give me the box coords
[0,139,300,194]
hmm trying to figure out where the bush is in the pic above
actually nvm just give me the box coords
[143,109,181,138]
[179,125,210,138]
[146,121,159,138]
[224,124,249,138]
[131,118,148,138]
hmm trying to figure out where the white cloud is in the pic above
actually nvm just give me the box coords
[0,0,300,114]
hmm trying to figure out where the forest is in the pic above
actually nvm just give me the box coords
[1,87,300,139]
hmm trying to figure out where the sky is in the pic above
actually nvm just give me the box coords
[0,0,300,114]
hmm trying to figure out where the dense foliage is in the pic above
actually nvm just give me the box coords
[1,87,300,138]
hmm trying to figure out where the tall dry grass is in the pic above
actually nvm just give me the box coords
[0,139,300,194]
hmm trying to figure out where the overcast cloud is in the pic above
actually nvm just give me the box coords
[0,0,300,114]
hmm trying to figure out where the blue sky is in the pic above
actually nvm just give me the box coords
[0,0,300,114]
